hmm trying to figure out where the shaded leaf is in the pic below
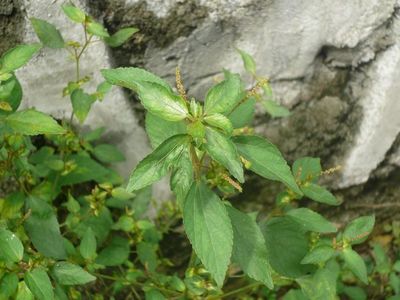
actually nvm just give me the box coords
[30,18,64,49]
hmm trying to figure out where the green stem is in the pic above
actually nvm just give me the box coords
[217,282,261,299]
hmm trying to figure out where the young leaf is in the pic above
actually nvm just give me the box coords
[96,236,130,266]
[262,99,290,118]
[105,27,139,47]
[205,127,244,183]
[0,229,24,262]
[5,109,66,135]
[137,242,158,272]
[301,246,335,265]
[136,81,188,121]
[237,48,256,75]
[79,228,97,260]
[30,18,64,49]
[25,268,54,300]
[342,248,368,284]
[183,182,233,287]
[301,183,339,205]
[286,208,337,233]
[233,135,302,194]
[226,205,273,288]
[53,262,96,285]
[204,72,242,115]
[16,281,34,300]
[87,21,110,37]
[204,113,233,136]
[101,67,171,91]
[343,216,375,245]
[145,112,186,148]
[71,88,94,123]
[260,216,310,278]
[127,134,190,192]
[228,97,256,128]
[0,75,22,114]
[62,4,86,23]
[170,147,193,207]
[1,44,41,73]
[25,197,66,259]
[93,144,125,163]
[0,273,18,299]
[292,157,322,183]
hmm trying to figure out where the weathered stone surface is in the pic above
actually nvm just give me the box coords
[2,0,400,206]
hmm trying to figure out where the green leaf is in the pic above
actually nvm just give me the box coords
[343,216,375,245]
[204,72,242,115]
[372,243,391,274]
[286,208,337,233]
[96,81,112,95]
[145,289,166,300]
[301,183,339,205]
[79,228,97,260]
[1,44,41,72]
[342,285,367,300]
[53,262,96,285]
[5,109,66,135]
[0,75,23,115]
[390,273,400,295]
[0,273,18,299]
[96,236,130,266]
[93,144,125,163]
[25,197,66,259]
[262,99,290,118]
[228,97,256,128]
[136,81,188,121]
[282,289,308,300]
[137,242,158,272]
[260,216,311,278]
[87,21,109,37]
[145,112,186,148]
[233,135,302,194]
[205,127,244,183]
[170,147,193,207]
[182,182,233,287]
[101,67,171,91]
[342,248,368,284]
[301,246,335,265]
[292,157,322,183]
[25,268,54,300]
[296,263,338,300]
[105,27,139,47]
[71,88,94,123]
[237,48,256,75]
[226,205,273,288]
[0,229,24,262]
[75,207,113,244]
[204,113,233,135]
[15,281,34,300]
[127,134,190,192]
[131,186,152,219]
[30,18,64,49]
[61,5,86,23]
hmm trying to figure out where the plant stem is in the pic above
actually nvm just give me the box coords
[216,282,261,299]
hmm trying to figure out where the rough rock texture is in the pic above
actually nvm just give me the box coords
[1,0,400,216]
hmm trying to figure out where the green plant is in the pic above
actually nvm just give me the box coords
[0,4,379,300]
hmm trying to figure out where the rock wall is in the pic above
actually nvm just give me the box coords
[1,0,400,218]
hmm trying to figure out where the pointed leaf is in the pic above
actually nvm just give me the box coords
[343,216,375,245]
[127,134,190,191]
[79,228,97,260]
[87,22,109,37]
[301,183,339,205]
[5,109,66,135]
[0,229,24,262]
[292,157,322,183]
[286,208,337,233]
[170,147,193,207]
[301,246,335,265]
[226,205,273,288]
[237,48,256,75]
[1,44,41,72]
[233,135,302,194]
[62,5,86,23]
[30,18,64,49]
[105,27,139,47]
[70,88,94,123]
[204,113,233,135]
[205,127,244,182]
[342,248,368,284]
[228,97,256,128]
[53,262,96,285]
[183,182,233,287]
[93,144,125,163]
[25,268,54,300]
[145,112,186,148]
[16,281,34,300]
[204,73,242,115]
